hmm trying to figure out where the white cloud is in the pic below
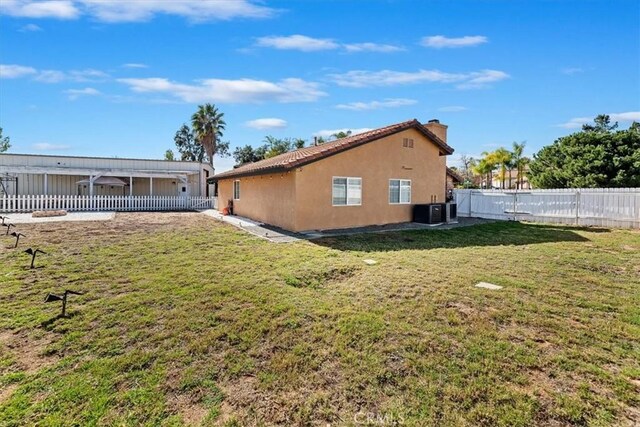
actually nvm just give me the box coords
[68,68,109,81]
[456,70,510,90]
[31,67,109,83]
[117,77,326,103]
[34,69,67,83]
[80,0,276,22]
[342,43,405,53]
[0,64,37,78]
[0,0,79,19]
[65,87,101,100]
[557,117,591,129]
[245,118,288,130]
[255,35,404,53]
[0,0,276,22]
[421,35,488,48]
[557,112,640,129]
[438,106,468,112]
[335,98,417,111]
[313,128,373,138]
[329,68,510,89]
[611,112,640,121]
[122,63,148,69]
[32,142,71,151]
[19,23,43,31]
[256,35,339,51]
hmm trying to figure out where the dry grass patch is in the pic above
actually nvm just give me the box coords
[0,213,638,426]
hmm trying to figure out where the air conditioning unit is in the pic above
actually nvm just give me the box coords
[413,204,443,224]
[445,203,457,223]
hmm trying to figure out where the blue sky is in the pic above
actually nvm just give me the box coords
[1,0,639,172]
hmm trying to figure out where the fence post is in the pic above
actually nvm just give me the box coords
[575,190,580,225]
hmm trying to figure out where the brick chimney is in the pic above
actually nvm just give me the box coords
[423,119,447,143]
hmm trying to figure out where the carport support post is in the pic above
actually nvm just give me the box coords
[129,176,133,210]
[43,173,48,195]
[150,177,153,196]
[89,174,94,197]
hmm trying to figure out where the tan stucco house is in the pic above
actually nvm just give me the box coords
[211,119,454,232]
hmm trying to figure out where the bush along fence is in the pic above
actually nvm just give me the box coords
[454,188,639,228]
[0,195,218,213]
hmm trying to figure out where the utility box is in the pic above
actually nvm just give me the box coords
[445,203,457,223]
[413,204,443,224]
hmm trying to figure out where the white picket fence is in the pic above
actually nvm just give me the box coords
[454,188,640,228]
[0,195,218,213]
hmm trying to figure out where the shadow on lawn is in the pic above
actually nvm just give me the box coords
[312,221,596,252]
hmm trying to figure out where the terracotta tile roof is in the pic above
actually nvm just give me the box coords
[446,167,463,183]
[211,119,454,180]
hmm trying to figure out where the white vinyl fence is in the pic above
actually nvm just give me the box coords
[454,188,639,228]
[1,195,218,213]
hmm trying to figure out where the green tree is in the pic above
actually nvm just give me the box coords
[0,127,10,153]
[332,130,352,139]
[164,150,175,161]
[233,144,268,166]
[174,124,206,162]
[458,154,478,187]
[582,114,618,133]
[529,115,640,188]
[191,103,229,171]
[263,136,306,158]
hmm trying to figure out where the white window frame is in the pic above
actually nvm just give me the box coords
[233,180,240,200]
[332,176,362,206]
[389,179,411,204]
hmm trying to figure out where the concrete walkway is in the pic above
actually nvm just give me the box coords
[200,209,493,243]
[200,210,302,243]
[3,212,116,224]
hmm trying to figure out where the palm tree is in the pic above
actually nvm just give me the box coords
[512,142,527,189]
[489,148,513,189]
[474,158,494,189]
[191,104,226,171]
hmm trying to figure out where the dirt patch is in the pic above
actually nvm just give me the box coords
[168,393,209,426]
[446,302,476,316]
[219,375,289,425]
[0,383,19,404]
[0,330,58,375]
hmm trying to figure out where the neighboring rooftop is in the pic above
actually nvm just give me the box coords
[211,119,454,181]
[0,152,206,165]
[447,167,463,183]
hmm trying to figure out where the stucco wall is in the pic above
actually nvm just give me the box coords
[294,128,447,231]
[216,128,447,232]
[217,171,297,231]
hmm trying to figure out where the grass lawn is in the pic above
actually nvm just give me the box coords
[0,213,638,426]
